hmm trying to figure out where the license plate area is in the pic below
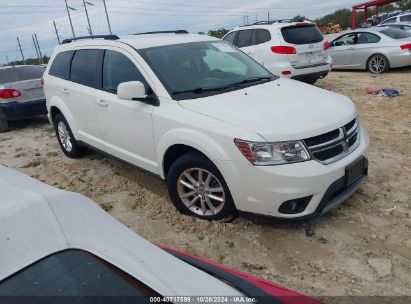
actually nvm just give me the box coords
[345,157,367,186]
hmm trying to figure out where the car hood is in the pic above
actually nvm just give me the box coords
[178,78,357,141]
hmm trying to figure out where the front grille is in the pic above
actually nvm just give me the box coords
[304,118,360,164]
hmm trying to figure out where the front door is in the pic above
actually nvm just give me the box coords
[95,48,157,173]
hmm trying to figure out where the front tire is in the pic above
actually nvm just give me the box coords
[0,118,8,133]
[54,113,86,158]
[367,54,390,74]
[167,151,237,221]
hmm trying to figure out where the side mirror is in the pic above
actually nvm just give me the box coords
[117,81,147,101]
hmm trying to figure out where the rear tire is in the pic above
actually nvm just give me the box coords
[0,118,8,133]
[54,113,86,158]
[167,151,237,222]
[367,54,390,74]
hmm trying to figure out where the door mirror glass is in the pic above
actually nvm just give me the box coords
[117,81,147,100]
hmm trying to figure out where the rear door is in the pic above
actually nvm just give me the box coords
[280,24,326,68]
[67,49,103,148]
[352,32,382,67]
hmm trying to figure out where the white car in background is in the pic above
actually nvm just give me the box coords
[0,165,320,303]
[379,12,411,25]
[223,21,332,84]
[43,32,369,221]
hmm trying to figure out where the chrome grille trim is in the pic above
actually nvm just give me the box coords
[304,118,360,165]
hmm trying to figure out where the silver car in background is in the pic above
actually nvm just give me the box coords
[378,22,411,32]
[329,27,411,74]
[0,65,46,132]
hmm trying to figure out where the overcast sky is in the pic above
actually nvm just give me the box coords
[0,0,361,64]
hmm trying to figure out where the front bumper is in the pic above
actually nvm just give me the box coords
[216,126,370,219]
[0,100,47,121]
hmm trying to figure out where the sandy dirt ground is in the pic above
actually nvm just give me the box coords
[0,69,410,300]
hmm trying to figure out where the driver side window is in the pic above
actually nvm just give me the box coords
[332,34,358,47]
[102,50,148,93]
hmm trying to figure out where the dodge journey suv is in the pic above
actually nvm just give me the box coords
[43,32,369,221]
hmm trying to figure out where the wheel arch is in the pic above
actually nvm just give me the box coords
[47,96,79,138]
[157,129,234,180]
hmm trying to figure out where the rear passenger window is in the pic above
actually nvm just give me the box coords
[256,29,271,44]
[236,30,254,48]
[102,50,148,93]
[49,51,73,79]
[223,32,236,44]
[70,49,100,87]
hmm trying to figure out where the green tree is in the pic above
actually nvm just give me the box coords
[207,28,229,38]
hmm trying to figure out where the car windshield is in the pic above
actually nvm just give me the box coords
[380,27,411,39]
[138,40,276,100]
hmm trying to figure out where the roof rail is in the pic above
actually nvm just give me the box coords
[133,30,189,35]
[61,35,120,44]
[241,18,308,27]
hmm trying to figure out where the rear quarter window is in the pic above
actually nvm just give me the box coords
[281,25,323,45]
[223,32,237,44]
[0,68,19,84]
[380,27,411,39]
[256,29,271,44]
[49,51,73,79]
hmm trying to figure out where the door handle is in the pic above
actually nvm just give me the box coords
[96,99,108,107]
[61,88,70,94]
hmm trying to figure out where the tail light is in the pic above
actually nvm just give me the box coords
[271,46,297,54]
[40,77,44,86]
[0,89,21,99]
[400,43,411,50]
[323,41,330,51]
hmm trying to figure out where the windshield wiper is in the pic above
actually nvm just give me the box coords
[172,77,274,96]
[172,86,226,95]
[228,76,274,88]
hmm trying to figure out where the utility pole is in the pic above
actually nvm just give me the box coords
[65,0,76,38]
[83,0,93,37]
[16,37,25,65]
[53,20,61,44]
[32,34,41,64]
[5,56,9,66]
[34,33,43,63]
[102,0,112,34]
[267,12,270,22]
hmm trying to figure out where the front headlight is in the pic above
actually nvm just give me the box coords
[235,139,311,165]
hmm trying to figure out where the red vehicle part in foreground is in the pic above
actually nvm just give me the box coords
[159,245,321,304]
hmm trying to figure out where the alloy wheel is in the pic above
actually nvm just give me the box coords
[57,121,73,152]
[369,55,387,74]
[177,168,225,217]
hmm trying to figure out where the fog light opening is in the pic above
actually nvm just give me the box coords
[278,196,312,214]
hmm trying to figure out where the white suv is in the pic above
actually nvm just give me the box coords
[223,21,332,84]
[43,32,369,221]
